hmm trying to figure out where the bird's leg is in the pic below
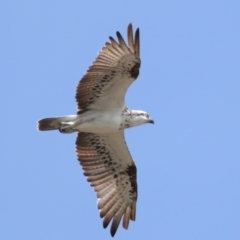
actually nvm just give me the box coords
[59,122,77,134]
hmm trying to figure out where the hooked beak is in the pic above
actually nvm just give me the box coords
[148,119,154,124]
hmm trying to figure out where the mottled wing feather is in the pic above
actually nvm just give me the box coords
[75,23,141,111]
[75,132,137,237]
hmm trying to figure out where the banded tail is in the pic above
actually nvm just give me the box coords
[37,115,78,131]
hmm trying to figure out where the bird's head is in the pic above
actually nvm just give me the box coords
[128,110,154,128]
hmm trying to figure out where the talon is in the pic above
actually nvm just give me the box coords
[59,122,77,134]
[59,128,66,133]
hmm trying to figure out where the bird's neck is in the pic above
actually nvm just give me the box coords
[119,108,146,129]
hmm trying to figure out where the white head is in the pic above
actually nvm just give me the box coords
[123,110,154,129]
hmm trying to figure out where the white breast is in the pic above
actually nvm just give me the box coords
[73,109,123,133]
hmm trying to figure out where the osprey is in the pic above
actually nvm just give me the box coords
[38,23,154,237]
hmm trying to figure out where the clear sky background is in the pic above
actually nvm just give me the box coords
[1,1,240,240]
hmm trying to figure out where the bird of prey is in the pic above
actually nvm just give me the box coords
[37,23,154,237]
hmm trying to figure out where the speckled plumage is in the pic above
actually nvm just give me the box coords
[37,23,154,237]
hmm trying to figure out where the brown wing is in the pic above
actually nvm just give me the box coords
[76,131,137,237]
[75,23,140,112]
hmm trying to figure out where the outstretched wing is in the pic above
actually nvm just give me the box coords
[76,131,137,237]
[75,23,140,112]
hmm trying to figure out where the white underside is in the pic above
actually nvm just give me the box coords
[66,108,123,133]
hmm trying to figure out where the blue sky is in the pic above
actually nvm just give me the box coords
[1,1,240,239]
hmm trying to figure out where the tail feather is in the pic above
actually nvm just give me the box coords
[38,118,61,131]
[37,115,78,131]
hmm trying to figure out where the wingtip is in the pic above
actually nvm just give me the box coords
[122,206,131,230]
[134,27,140,57]
[128,22,133,29]
[127,23,134,52]
[110,226,117,237]
[127,23,140,56]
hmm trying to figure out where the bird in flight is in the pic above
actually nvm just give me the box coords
[37,23,154,237]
